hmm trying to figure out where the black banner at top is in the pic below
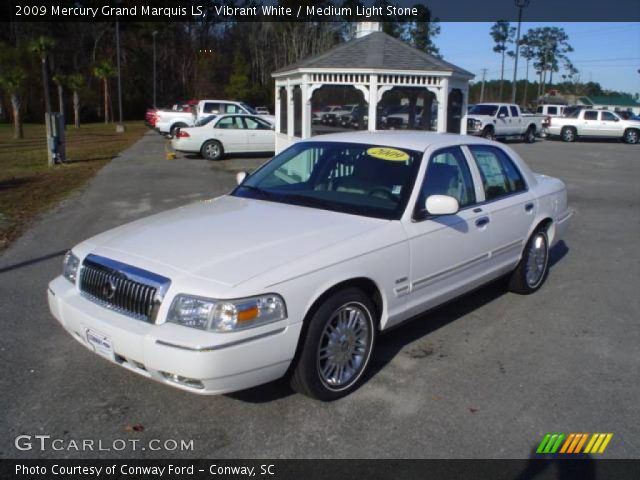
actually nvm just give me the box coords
[4,0,640,22]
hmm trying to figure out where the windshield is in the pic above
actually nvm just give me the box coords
[239,102,257,115]
[232,142,423,220]
[196,115,217,126]
[469,105,499,116]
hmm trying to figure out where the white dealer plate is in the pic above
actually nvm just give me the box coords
[86,329,115,361]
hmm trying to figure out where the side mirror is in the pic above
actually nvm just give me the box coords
[498,113,506,118]
[236,171,248,185]
[425,195,459,216]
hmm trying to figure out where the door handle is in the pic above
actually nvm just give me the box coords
[525,203,534,212]
[475,217,490,227]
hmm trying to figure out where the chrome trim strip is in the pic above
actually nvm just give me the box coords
[155,327,287,352]
[491,239,524,257]
[412,253,489,291]
[48,287,55,296]
[557,209,574,224]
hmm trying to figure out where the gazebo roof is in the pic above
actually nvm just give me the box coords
[273,31,474,78]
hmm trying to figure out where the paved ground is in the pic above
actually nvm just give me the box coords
[1,132,638,459]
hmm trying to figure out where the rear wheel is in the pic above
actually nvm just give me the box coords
[290,288,377,401]
[508,229,550,294]
[201,140,223,161]
[482,126,496,141]
[561,126,577,142]
[623,128,639,144]
[524,125,536,143]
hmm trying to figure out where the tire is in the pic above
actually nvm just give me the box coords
[482,126,496,141]
[170,123,187,138]
[201,140,224,161]
[290,287,377,401]
[524,125,536,143]
[623,128,639,144]
[508,229,550,295]
[561,126,577,142]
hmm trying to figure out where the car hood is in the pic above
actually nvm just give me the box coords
[81,195,386,287]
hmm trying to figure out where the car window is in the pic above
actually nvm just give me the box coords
[234,142,422,220]
[469,146,526,201]
[548,106,557,115]
[243,116,272,130]
[509,106,519,117]
[584,111,598,121]
[203,102,221,114]
[417,147,476,216]
[601,111,618,121]
[536,106,543,113]
[224,104,242,114]
[498,106,509,117]
[215,116,244,129]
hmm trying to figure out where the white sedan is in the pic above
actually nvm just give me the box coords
[48,132,572,400]
[171,114,275,160]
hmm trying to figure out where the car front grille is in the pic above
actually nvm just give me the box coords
[79,254,171,323]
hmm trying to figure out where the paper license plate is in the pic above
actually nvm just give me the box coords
[86,329,115,361]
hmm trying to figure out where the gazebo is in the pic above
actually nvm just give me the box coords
[272,22,474,152]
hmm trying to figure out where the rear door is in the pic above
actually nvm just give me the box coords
[509,105,523,134]
[465,145,535,273]
[579,110,600,136]
[212,116,248,153]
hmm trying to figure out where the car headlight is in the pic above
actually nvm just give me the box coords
[62,251,80,284]
[167,294,287,332]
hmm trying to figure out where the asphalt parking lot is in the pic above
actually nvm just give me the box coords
[0,132,638,459]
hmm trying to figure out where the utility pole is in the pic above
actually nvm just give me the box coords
[480,68,488,102]
[152,31,158,108]
[510,0,531,104]
[115,21,125,133]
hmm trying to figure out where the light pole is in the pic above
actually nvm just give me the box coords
[152,31,158,108]
[510,0,531,104]
[115,21,125,133]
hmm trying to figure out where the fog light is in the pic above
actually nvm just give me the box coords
[160,371,204,390]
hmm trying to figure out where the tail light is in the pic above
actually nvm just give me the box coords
[177,130,190,138]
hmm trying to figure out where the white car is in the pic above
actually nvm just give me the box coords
[48,132,572,400]
[546,108,640,144]
[171,114,275,160]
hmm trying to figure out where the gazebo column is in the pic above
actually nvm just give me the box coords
[436,78,449,133]
[460,83,469,135]
[286,84,294,137]
[368,75,378,131]
[274,82,282,134]
[301,78,311,139]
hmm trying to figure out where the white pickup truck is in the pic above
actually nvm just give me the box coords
[467,103,545,143]
[155,100,275,136]
[546,108,640,144]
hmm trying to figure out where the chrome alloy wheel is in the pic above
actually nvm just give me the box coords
[316,302,372,390]
[205,143,221,159]
[525,232,548,288]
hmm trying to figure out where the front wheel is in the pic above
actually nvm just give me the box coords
[482,127,496,141]
[508,229,550,294]
[623,128,639,144]
[290,288,377,401]
[201,140,224,161]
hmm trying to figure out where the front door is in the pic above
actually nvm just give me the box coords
[403,146,492,316]
[212,116,248,153]
[242,116,275,152]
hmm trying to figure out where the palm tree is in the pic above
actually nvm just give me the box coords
[93,61,116,123]
[28,36,56,115]
[66,73,85,128]
[0,67,27,139]
[490,21,515,102]
[52,73,67,121]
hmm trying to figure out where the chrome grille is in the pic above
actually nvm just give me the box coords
[79,254,171,323]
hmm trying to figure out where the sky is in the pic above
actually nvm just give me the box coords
[435,22,640,96]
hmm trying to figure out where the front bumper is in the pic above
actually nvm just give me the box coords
[48,276,299,394]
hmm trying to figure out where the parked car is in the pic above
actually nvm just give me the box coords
[467,103,544,143]
[546,108,640,144]
[155,100,275,136]
[322,105,358,126]
[339,105,368,129]
[171,114,275,160]
[386,106,424,129]
[313,105,341,124]
[255,106,270,115]
[49,131,572,400]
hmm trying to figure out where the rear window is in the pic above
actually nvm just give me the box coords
[584,111,598,121]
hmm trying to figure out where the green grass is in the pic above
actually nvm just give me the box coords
[0,122,146,250]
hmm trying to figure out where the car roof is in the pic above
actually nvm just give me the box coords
[298,131,495,152]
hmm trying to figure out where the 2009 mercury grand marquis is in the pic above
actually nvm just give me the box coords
[48,132,572,400]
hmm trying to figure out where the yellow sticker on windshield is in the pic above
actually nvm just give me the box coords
[366,147,409,162]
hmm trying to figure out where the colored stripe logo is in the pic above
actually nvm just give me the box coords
[536,433,613,454]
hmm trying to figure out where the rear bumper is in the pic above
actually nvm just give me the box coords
[48,276,299,395]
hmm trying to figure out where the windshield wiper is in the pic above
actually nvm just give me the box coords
[239,185,275,199]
